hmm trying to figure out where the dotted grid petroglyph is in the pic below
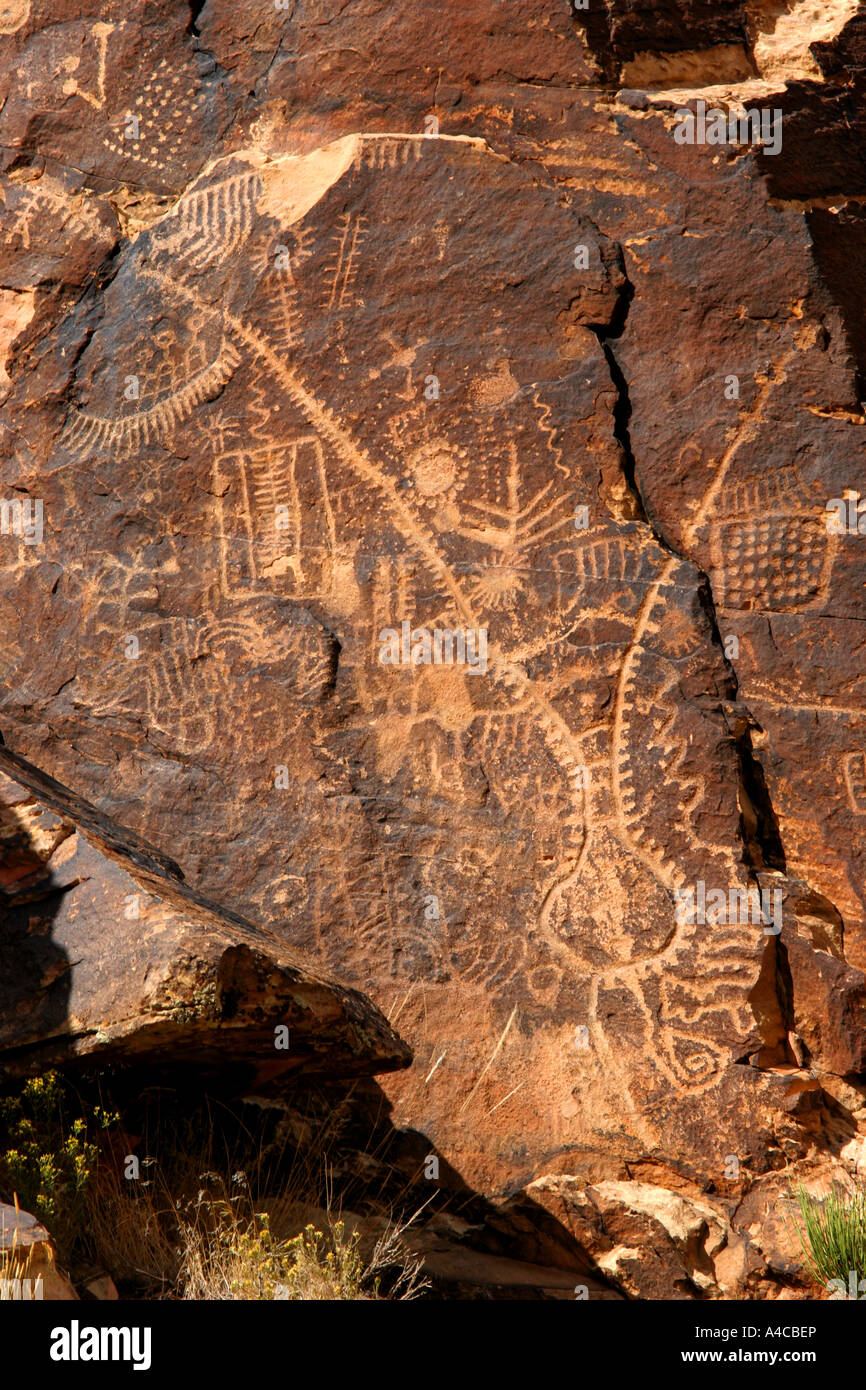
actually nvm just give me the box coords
[702,464,838,611]
[47,137,844,1138]
[101,57,205,176]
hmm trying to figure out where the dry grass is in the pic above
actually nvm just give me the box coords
[176,1184,429,1300]
[178,1205,367,1301]
[79,1160,182,1294]
[0,1079,437,1300]
[80,1158,429,1300]
[0,1249,37,1299]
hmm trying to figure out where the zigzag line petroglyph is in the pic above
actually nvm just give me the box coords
[532,389,567,479]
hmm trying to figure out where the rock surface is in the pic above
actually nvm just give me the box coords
[1,124,771,1186]
[1,0,866,1296]
[0,746,410,1085]
[0,1201,77,1300]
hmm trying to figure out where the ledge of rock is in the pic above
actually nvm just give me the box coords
[0,745,410,1088]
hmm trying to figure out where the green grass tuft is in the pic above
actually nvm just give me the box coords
[791,1184,866,1294]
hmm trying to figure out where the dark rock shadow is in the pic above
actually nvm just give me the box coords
[66,1068,622,1300]
[753,12,866,399]
[0,789,72,1066]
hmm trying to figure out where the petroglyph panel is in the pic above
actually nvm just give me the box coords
[0,134,772,1187]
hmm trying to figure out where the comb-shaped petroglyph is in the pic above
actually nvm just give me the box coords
[61,341,240,458]
[324,211,367,312]
[152,171,265,273]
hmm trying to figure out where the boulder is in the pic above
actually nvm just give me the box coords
[527,1174,730,1299]
[0,748,410,1087]
[0,1202,77,1301]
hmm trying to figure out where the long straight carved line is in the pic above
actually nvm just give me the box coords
[683,352,797,544]
[458,1004,517,1115]
[139,271,595,810]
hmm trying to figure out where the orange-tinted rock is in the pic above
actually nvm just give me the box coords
[0,1202,77,1301]
[0,127,782,1189]
[2,0,866,1295]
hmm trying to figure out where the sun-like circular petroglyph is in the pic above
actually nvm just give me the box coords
[409,441,459,497]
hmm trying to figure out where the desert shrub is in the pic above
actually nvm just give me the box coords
[0,1073,116,1257]
[176,1183,427,1301]
[178,1203,366,1300]
[791,1184,866,1295]
[0,1079,431,1299]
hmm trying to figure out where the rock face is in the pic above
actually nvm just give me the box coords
[2,0,866,1294]
[2,126,770,1185]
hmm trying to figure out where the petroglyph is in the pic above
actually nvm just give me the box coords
[102,58,205,176]
[152,172,264,273]
[61,21,113,110]
[324,212,367,312]
[703,464,837,612]
[0,178,104,252]
[61,342,240,458]
[1,132,788,1170]
[844,751,866,814]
